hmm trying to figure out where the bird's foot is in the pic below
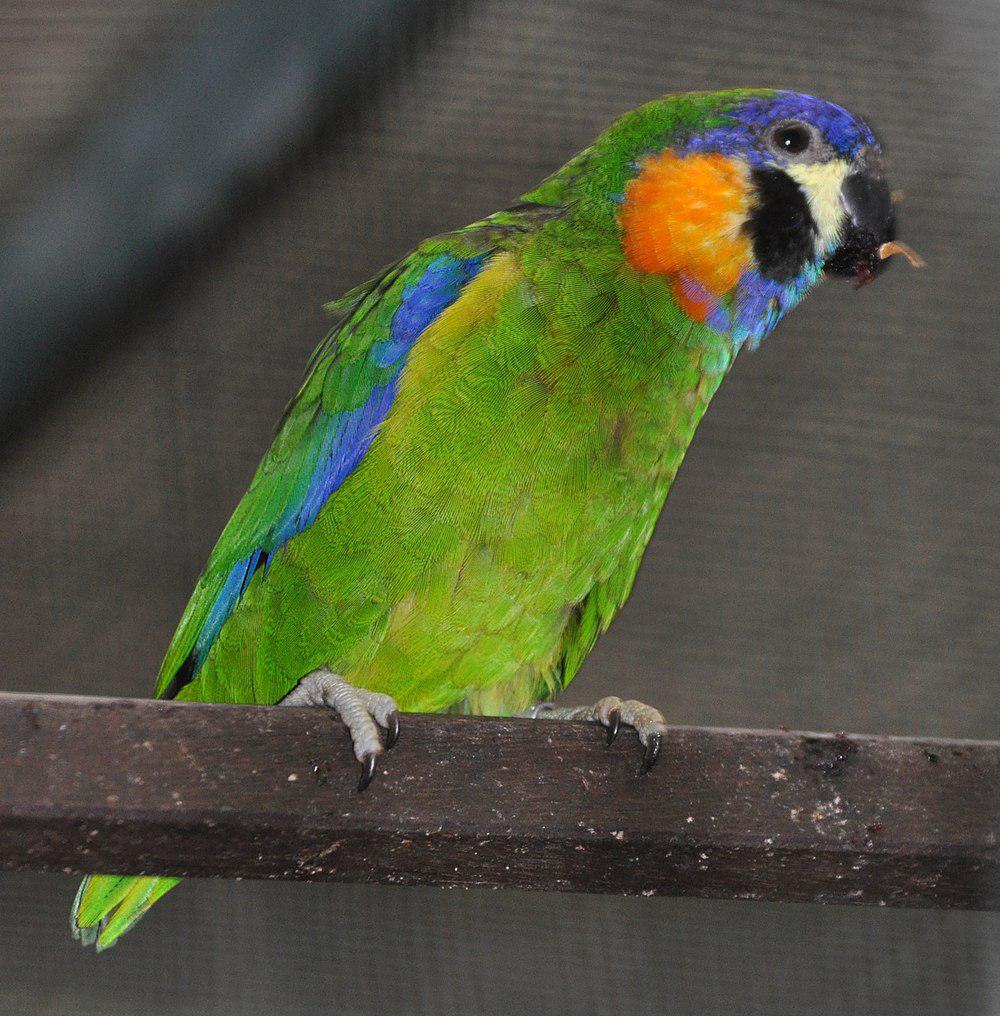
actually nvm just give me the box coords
[278,669,400,792]
[520,696,667,773]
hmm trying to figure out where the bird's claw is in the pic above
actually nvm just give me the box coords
[383,709,401,751]
[592,696,667,774]
[279,670,401,792]
[523,695,668,775]
[605,707,621,745]
[358,710,399,791]
[357,752,378,793]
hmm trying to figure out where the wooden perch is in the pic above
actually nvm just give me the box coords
[0,692,996,909]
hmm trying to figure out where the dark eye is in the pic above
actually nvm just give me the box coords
[771,123,812,155]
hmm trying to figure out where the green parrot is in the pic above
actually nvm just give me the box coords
[72,89,913,949]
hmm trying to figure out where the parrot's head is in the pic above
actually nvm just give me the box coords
[579,90,920,348]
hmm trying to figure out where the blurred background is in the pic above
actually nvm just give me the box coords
[0,0,997,1013]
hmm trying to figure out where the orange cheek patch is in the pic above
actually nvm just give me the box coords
[619,151,753,315]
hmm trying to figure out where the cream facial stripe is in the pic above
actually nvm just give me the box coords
[785,160,851,255]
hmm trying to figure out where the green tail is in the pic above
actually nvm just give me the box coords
[70,874,181,950]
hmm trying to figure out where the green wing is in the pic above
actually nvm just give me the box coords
[155,249,476,698]
[155,209,561,701]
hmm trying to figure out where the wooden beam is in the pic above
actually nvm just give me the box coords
[0,692,996,909]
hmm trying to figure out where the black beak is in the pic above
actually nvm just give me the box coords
[823,150,897,285]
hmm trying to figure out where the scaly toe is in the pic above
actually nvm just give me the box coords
[358,690,401,751]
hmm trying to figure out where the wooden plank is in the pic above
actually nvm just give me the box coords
[0,692,996,909]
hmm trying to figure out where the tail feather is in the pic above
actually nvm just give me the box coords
[71,874,180,951]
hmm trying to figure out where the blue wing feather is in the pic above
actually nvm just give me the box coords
[161,252,487,695]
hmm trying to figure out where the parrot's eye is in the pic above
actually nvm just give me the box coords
[769,122,813,156]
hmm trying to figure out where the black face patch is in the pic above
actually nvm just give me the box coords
[744,168,818,284]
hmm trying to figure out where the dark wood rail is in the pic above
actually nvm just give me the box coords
[0,693,996,909]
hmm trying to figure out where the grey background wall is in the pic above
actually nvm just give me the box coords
[0,1,997,1013]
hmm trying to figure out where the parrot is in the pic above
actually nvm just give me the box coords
[71,88,917,949]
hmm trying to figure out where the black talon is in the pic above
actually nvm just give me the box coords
[605,708,621,746]
[384,710,401,750]
[357,752,378,792]
[641,732,661,774]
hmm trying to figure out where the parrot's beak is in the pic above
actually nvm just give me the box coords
[823,150,900,286]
